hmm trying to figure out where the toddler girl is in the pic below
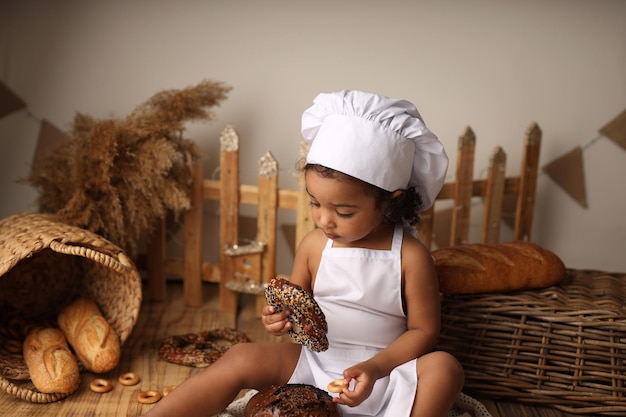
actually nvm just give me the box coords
[143,89,464,417]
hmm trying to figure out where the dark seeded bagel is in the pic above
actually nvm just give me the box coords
[265,276,328,352]
[158,328,251,367]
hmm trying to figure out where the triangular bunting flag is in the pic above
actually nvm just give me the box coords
[599,108,626,151]
[32,119,70,169]
[0,81,26,118]
[542,146,588,208]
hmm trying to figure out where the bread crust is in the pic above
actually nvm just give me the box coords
[433,241,566,294]
[23,327,80,394]
[57,298,121,373]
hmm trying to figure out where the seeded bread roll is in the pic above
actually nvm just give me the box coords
[57,297,121,373]
[433,241,566,295]
[23,327,80,394]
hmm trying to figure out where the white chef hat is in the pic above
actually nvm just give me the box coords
[301,90,448,210]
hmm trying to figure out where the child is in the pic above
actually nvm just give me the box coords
[143,90,464,417]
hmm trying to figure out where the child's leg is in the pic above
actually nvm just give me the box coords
[411,351,464,417]
[142,342,302,417]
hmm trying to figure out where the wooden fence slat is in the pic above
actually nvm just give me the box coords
[482,147,507,244]
[438,177,521,200]
[450,127,476,246]
[514,122,542,241]
[256,152,278,315]
[203,179,299,210]
[183,158,204,307]
[219,126,241,313]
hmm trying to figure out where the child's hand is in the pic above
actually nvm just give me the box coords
[333,362,378,407]
[261,305,292,336]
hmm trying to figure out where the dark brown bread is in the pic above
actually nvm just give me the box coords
[246,384,342,417]
[433,241,566,294]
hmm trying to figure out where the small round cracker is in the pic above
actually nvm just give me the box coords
[265,276,328,352]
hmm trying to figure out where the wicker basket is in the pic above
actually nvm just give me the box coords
[0,212,142,403]
[437,269,626,415]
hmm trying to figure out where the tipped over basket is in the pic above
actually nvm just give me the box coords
[0,212,142,403]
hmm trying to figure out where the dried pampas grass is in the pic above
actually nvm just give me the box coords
[27,79,232,257]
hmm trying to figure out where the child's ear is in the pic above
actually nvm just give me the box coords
[391,190,404,199]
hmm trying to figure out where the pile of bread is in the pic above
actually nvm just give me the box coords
[23,298,121,394]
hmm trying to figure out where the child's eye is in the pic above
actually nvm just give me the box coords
[309,200,320,208]
[337,212,354,218]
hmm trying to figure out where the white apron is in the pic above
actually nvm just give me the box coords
[288,225,418,417]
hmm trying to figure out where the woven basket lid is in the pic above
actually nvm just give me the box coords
[0,212,142,403]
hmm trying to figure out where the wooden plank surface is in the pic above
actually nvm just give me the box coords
[0,281,603,416]
[0,283,287,416]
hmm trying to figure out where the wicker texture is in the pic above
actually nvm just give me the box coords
[437,269,626,415]
[0,213,142,403]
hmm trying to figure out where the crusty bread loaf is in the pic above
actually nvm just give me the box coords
[23,327,80,394]
[433,240,566,295]
[57,297,121,373]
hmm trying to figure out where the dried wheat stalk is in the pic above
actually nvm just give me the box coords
[27,79,232,257]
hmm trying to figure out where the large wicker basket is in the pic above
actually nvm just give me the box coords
[0,212,142,403]
[437,269,626,416]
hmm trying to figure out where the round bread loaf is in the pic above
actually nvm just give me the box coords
[245,384,342,417]
[433,240,566,295]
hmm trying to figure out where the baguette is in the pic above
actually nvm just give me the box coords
[57,297,121,373]
[433,240,566,295]
[23,327,80,394]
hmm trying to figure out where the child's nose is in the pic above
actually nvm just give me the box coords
[318,210,335,228]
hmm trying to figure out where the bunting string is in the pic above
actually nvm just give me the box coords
[1,81,624,215]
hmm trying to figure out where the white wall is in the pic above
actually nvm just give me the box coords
[1,0,625,273]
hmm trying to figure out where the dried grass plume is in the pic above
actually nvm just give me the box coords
[27,79,232,256]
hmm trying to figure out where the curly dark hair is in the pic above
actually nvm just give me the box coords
[303,163,423,228]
